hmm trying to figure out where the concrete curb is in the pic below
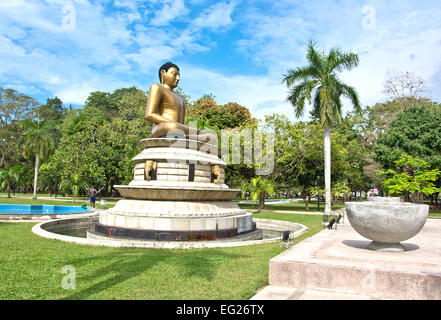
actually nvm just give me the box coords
[31,217,308,249]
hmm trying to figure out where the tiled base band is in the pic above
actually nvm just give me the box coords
[91,221,257,241]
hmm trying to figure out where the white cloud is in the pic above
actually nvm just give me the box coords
[1,0,440,115]
[192,1,236,31]
[150,0,188,26]
[0,35,26,55]
[178,64,301,121]
[237,1,441,115]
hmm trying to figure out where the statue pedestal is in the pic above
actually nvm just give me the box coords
[89,138,258,241]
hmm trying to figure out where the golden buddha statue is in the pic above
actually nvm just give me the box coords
[146,62,215,143]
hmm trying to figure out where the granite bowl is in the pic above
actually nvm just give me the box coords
[345,200,429,251]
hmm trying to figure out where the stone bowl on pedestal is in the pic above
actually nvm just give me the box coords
[345,197,429,252]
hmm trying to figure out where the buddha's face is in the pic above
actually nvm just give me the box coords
[161,67,180,89]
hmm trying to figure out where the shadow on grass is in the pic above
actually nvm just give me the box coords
[62,248,242,300]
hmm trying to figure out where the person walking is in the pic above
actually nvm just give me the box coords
[89,186,98,208]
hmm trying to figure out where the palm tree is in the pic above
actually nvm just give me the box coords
[0,165,23,198]
[283,41,361,215]
[242,176,275,212]
[59,174,88,203]
[19,120,58,199]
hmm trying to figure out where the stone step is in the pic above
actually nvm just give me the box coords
[250,285,378,300]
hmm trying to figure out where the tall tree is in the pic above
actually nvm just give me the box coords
[283,41,361,214]
[37,97,66,124]
[0,87,38,168]
[19,120,58,199]
[374,105,441,170]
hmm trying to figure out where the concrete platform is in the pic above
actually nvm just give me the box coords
[251,285,378,300]
[263,218,441,300]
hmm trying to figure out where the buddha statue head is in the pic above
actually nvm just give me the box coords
[158,62,180,89]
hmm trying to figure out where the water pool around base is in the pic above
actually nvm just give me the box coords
[32,216,308,249]
[0,204,92,219]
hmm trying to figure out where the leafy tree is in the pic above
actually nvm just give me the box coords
[283,41,361,214]
[18,120,59,199]
[187,94,257,189]
[374,105,441,170]
[377,154,440,202]
[37,97,66,124]
[0,87,39,168]
[46,87,150,194]
[0,165,23,198]
[242,176,275,212]
[331,181,351,204]
[188,95,256,130]
[263,114,353,209]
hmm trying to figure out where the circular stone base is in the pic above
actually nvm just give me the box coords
[88,227,263,242]
[367,241,406,252]
[91,221,257,241]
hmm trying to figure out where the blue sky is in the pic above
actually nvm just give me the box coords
[1,0,441,122]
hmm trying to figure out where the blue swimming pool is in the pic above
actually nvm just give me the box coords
[0,204,90,215]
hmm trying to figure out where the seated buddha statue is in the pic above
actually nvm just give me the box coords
[145,62,215,143]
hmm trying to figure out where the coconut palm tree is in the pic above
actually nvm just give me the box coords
[242,176,275,212]
[283,41,361,215]
[18,119,58,199]
[0,165,23,198]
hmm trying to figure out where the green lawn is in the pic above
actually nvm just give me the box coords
[2,195,437,299]
[238,199,345,212]
[0,207,324,300]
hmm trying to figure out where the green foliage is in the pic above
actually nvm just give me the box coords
[19,120,59,161]
[283,40,361,127]
[377,154,440,201]
[374,104,441,170]
[59,173,88,201]
[242,176,275,212]
[263,114,364,205]
[331,181,351,203]
[188,95,256,130]
[0,87,39,168]
[0,165,23,197]
[45,87,150,194]
[37,97,66,124]
[18,119,59,198]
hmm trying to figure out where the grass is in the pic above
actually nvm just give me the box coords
[238,200,345,212]
[0,194,325,300]
[2,195,437,299]
[0,212,324,300]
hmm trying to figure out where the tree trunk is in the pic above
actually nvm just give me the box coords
[259,193,265,212]
[7,182,11,198]
[302,188,309,210]
[33,155,39,199]
[323,125,332,215]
